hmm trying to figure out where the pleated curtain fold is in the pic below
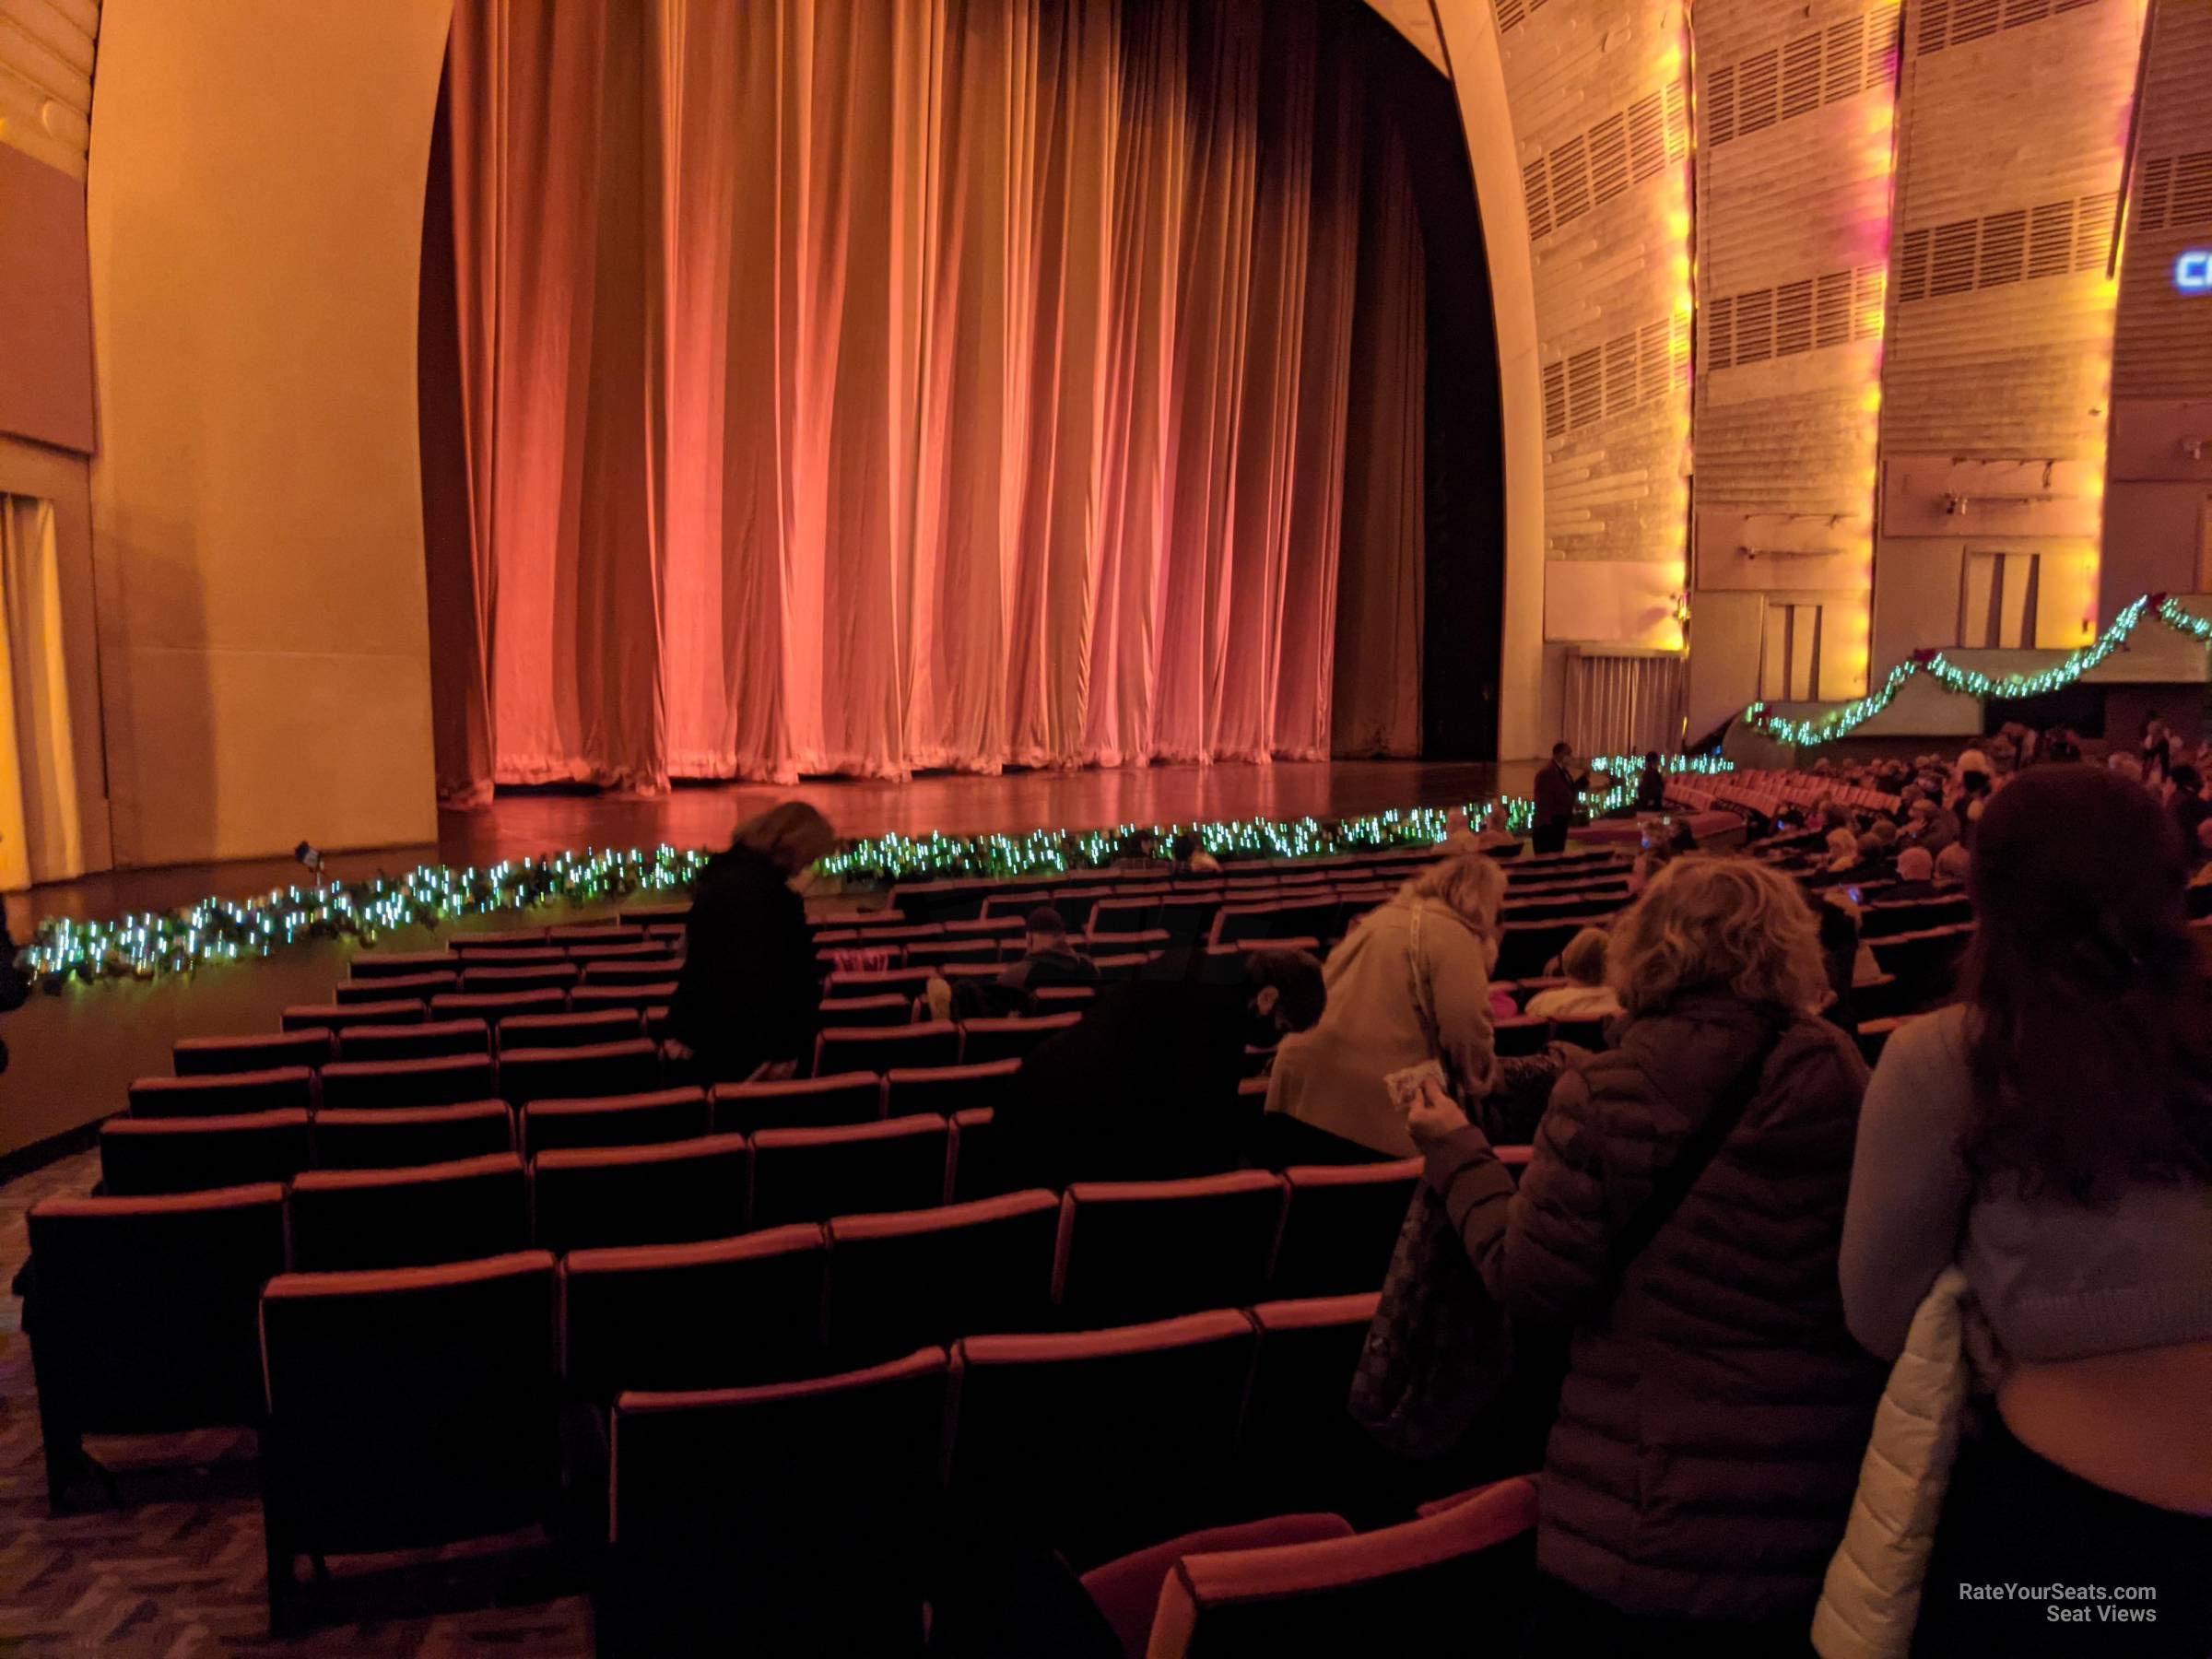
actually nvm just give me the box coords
[423,0,1426,800]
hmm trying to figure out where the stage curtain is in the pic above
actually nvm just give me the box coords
[424,0,1426,795]
[0,495,87,888]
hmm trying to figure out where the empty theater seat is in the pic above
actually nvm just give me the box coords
[1138,1476,1540,1654]
[815,994,913,1029]
[318,1053,498,1112]
[1239,1293,1387,1516]
[1490,1014,1550,1057]
[498,1039,660,1104]
[282,1000,425,1033]
[570,982,678,1015]
[259,1252,560,1634]
[602,1348,948,1656]
[885,1060,1018,1124]
[429,988,569,1027]
[530,1135,751,1254]
[1269,1159,1422,1300]
[333,971,458,1005]
[100,1110,312,1196]
[459,961,581,996]
[824,1189,1061,1365]
[335,1018,491,1064]
[1053,1171,1287,1328]
[956,1012,1080,1066]
[946,1311,1258,1568]
[580,957,685,987]
[948,1109,1002,1203]
[523,1088,711,1156]
[712,1072,883,1135]
[1078,1513,1356,1659]
[345,950,461,980]
[495,1008,643,1051]
[813,1021,960,1077]
[128,1066,316,1119]
[287,1153,530,1271]
[171,1030,332,1077]
[562,1222,827,1400]
[26,1183,288,1503]
[310,1100,515,1170]
[748,1116,951,1230]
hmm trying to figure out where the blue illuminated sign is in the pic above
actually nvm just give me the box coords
[2178,251,2212,294]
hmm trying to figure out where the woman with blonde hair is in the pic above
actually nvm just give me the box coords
[1262,852,1506,1164]
[671,800,838,1082]
[1407,855,1883,1652]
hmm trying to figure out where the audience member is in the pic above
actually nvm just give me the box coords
[1169,830,1220,876]
[2140,710,2173,783]
[1634,751,1667,813]
[996,949,1324,1190]
[1264,853,1506,1163]
[1408,855,1883,1651]
[1842,765,2212,1652]
[2170,763,2210,847]
[1902,796,1960,856]
[1935,841,1971,888]
[1532,742,1588,855]
[1524,928,1622,1021]
[670,802,836,1082]
[1884,845,1939,901]
[1001,907,1097,993]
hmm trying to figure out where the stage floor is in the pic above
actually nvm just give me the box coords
[6,759,1532,935]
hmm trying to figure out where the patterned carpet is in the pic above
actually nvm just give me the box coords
[0,1148,595,1656]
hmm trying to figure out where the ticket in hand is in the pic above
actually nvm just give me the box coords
[1384,1058,1447,1116]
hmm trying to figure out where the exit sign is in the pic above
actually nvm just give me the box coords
[2180,251,2212,294]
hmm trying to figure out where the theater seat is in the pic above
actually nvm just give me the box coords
[885,1060,1018,1126]
[459,962,580,996]
[345,950,461,980]
[815,993,913,1029]
[550,923,645,947]
[335,1018,491,1065]
[571,982,678,1016]
[100,1110,312,1196]
[1078,1513,1355,1659]
[26,1184,288,1506]
[602,1348,948,1657]
[172,1030,333,1077]
[580,958,684,987]
[282,1000,425,1033]
[1239,1293,1386,1517]
[1491,1014,1549,1057]
[946,1311,1258,1568]
[129,1066,316,1119]
[1140,1476,1540,1655]
[523,1087,711,1156]
[825,1189,1061,1365]
[948,1107,1002,1202]
[748,1116,951,1230]
[333,971,457,1005]
[498,1039,661,1105]
[1053,1171,1287,1328]
[287,1153,529,1271]
[813,1020,959,1077]
[310,1100,515,1170]
[429,988,568,1027]
[562,1223,827,1400]
[1269,1159,1421,1300]
[711,1072,883,1135]
[496,1008,644,1051]
[259,1253,560,1634]
[318,1053,498,1111]
[530,1135,750,1253]
[957,1011,1081,1066]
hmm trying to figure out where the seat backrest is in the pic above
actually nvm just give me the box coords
[319,1053,499,1112]
[451,930,550,954]
[310,1100,514,1169]
[549,923,645,947]
[499,1039,662,1105]
[282,1000,426,1033]
[129,1066,316,1119]
[100,1110,312,1196]
[570,981,678,1014]
[606,1349,947,1654]
[948,1108,1001,1203]
[523,1087,711,1156]
[258,1252,559,1559]
[904,938,1003,968]
[1238,1293,1385,1514]
[814,1020,960,1077]
[820,967,934,999]
[580,957,685,986]
[824,1189,1060,1365]
[712,1072,884,1135]
[1270,1160,1422,1300]
[335,1018,491,1064]
[956,1012,1081,1066]
[172,1030,332,1077]
[749,1116,952,1230]
[1147,1477,1540,1655]
[1053,1171,1287,1328]
[429,988,569,1026]
[1086,895,1162,936]
[346,950,461,981]
[815,993,914,1029]
[459,962,581,995]
[530,1134,751,1253]
[496,1008,645,1053]
[288,1152,530,1271]
[563,937,672,965]
[26,1184,288,1438]
[946,1311,1258,1568]
[1490,1013,1549,1057]
[333,971,457,1005]
[884,1060,1018,1125]
[562,1222,826,1399]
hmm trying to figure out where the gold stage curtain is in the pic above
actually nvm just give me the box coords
[0,494,86,888]
[423,0,1427,796]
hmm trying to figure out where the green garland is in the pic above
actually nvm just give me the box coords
[21,759,1736,987]
[1746,594,2212,748]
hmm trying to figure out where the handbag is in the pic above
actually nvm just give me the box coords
[1350,1012,1786,1459]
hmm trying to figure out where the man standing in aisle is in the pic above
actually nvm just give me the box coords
[1531,741,1588,855]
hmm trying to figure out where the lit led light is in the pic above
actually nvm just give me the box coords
[2176,251,2212,294]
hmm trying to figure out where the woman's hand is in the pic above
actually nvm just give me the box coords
[1406,1076,1474,1155]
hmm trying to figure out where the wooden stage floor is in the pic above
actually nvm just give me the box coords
[7,759,1527,935]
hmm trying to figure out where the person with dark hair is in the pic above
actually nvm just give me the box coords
[947,905,1100,1020]
[994,950,1325,1191]
[1532,742,1588,855]
[670,801,837,1082]
[1634,750,1667,813]
[1169,830,1220,876]
[1843,765,2212,1654]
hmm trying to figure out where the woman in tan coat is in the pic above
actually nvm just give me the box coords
[1260,853,1504,1163]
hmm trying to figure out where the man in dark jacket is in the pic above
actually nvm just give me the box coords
[671,803,835,1082]
[994,950,1324,1192]
[1532,742,1588,855]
